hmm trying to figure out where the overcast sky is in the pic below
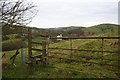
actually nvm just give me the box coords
[26,0,119,28]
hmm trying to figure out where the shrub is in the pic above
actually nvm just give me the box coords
[2,36,9,41]
[2,39,27,51]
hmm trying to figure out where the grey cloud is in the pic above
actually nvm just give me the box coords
[28,0,118,28]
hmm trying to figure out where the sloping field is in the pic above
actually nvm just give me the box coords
[3,36,119,78]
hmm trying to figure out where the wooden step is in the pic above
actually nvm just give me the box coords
[26,61,32,64]
[31,42,42,45]
[36,58,43,64]
[31,54,42,58]
[31,48,43,52]
[36,59,43,62]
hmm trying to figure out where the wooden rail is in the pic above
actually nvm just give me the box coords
[48,56,119,67]
[49,52,68,55]
[50,36,120,39]
[49,48,118,53]
[49,52,118,61]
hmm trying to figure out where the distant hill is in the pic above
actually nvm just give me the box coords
[49,26,84,31]
[2,23,119,41]
[87,23,118,36]
[43,23,119,37]
[46,26,86,37]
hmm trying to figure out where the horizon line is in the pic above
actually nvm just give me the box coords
[28,22,118,29]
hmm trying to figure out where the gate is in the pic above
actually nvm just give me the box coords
[27,28,120,78]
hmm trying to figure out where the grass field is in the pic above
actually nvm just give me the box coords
[2,35,120,78]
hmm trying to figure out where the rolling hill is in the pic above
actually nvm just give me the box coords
[33,23,118,38]
[2,23,120,78]
[1,23,119,39]
[87,23,118,36]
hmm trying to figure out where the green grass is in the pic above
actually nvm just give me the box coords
[2,34,120,78]
[87,24,118,36]
[2,49,28,78]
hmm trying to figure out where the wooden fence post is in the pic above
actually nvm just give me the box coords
[101,38,104,62]
[28,28,32,66]
[70,39,72,59]
[42,41,47,64]
[68,38,73,63]
[118,39,120,77]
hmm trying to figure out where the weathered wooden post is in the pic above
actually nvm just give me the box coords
[69,36,73,63]
[21,34,26,65]
[101,38,104,63]
[99,38,104,66]
[42,41,47,64]
[118,39,120,77]
[70,38,72,58]
[28,28,32,67]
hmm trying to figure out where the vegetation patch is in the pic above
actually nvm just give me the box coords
[2,39,27,51]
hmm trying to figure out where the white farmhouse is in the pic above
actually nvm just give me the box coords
[57,34,62,40]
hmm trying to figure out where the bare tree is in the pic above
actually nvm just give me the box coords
[0,0,38,26]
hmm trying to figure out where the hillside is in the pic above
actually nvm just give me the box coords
[2,23,119,51]
[87,23,118,36]
[2,23,119,39]
[2,23,120,78]
[45,23,119,37]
